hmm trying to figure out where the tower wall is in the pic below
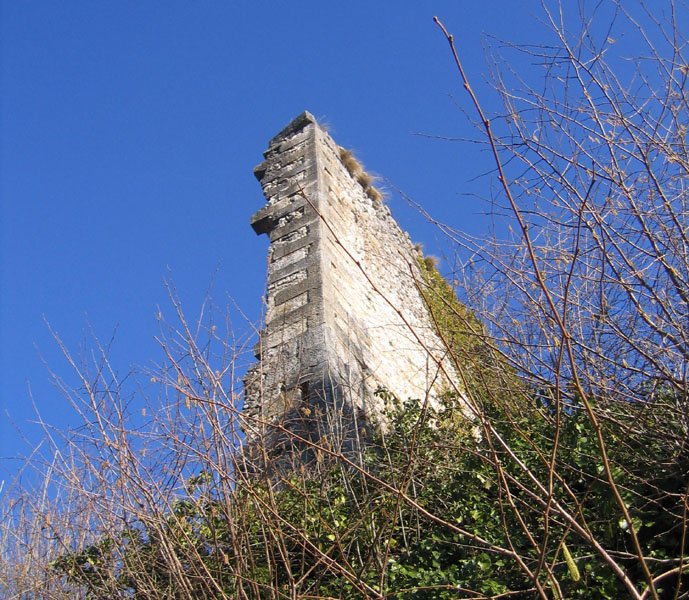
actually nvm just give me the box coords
[243,112,457,442]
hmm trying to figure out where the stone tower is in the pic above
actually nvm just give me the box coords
[243,112,458,456]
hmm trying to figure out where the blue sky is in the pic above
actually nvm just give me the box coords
[1,1,564,469]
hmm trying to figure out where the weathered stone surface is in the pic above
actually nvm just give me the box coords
[243,111,459,448]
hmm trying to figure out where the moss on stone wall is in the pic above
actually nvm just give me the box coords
[415,252,524,410]
[415,254,483,359]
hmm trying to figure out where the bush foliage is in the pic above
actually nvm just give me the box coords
[48,384,688,599]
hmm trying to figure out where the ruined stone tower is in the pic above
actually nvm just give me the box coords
[243,112,458,454]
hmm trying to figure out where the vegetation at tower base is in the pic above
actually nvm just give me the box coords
[47,384,689,599]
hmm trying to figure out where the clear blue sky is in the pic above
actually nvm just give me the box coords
[1,1,564,469]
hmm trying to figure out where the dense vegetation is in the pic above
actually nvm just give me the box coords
[47,385,688,599]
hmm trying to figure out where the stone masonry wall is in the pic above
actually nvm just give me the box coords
[243,112,458,443]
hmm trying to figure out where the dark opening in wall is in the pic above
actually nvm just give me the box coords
[299,381,311,403]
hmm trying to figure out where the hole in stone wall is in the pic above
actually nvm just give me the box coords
[299,382,311,403]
